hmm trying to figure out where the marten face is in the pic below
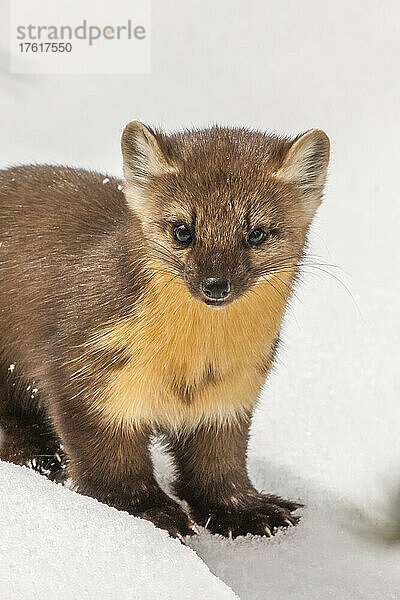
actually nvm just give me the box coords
[121,123,330,308]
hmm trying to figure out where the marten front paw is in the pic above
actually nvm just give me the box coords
[194,494,302,538]
[131,499,197,540]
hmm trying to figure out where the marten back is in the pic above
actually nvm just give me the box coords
[0,165,145,383]
[0,165,127,237]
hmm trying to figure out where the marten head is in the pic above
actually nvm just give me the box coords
[121,122,329,308]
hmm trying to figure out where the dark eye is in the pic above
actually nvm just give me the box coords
[173,224,193,246]
[247,228,267,247]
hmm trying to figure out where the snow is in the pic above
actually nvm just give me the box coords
[0,461,237,600]
[186,460,400,600]
[1,0,400,598]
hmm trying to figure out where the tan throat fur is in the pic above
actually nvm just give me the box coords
[80,266,294,433]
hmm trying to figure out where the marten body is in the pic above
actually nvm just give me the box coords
[0,124,329,537]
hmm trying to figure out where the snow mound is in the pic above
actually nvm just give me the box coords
[0,461,237,600]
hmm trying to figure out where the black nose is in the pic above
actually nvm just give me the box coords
[201,278,231,300]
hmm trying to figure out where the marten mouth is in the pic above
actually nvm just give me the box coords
[204,298,228,308]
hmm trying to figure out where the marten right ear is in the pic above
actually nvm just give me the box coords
[121,121,177,211]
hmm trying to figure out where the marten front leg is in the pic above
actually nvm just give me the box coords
[168,416,302,538]
[52,400,195,538]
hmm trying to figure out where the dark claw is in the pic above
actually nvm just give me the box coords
[139,504,197,539]
[192,493,303,539]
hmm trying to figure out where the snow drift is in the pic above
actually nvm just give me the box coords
[0,461,237,600]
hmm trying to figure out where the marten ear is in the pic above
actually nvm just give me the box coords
[121,121,176,211]
[275,129,330,218]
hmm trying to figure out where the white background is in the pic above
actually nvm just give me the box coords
[1,1,400,598]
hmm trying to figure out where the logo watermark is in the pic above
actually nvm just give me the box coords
[10,0,151,74]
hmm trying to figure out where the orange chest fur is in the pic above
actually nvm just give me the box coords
[85,272,292,432]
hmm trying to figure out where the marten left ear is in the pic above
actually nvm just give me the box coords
[275,129,330,218]
[121,121,177,211]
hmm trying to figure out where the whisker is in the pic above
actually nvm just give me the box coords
[250,252,361,317]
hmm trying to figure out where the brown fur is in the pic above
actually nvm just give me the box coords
[0,124,329,537]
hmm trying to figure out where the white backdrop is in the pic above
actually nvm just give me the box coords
[1,1,400,598]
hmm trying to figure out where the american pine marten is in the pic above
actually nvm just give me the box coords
[0,122,329,538]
